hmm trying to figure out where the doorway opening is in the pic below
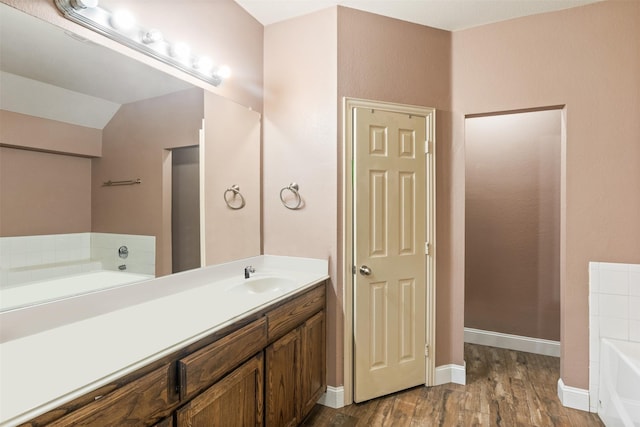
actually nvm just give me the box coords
[171,145,201,274]
[464,108,563,356]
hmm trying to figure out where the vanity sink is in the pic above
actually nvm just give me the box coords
[234,276,296,294]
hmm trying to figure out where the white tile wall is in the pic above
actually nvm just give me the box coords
[630,297,640,320]
[631,320,640,342]
[0,233,155,287]
[630,265,640,296]
[589,261,640,412]
[91,233,155,276]
[599,294,628,318]
[598,263,629,295]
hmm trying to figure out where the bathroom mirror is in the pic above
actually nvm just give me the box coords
[0,3,261,311]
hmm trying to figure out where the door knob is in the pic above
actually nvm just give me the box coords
[359,265,372,276]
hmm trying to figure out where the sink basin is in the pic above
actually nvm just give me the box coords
[233,276,296,294]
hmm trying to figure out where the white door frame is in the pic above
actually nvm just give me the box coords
[342,97,436,405]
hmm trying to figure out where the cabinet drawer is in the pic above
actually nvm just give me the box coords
[48,363,175,426]
[176,353,264,427]
[178,317,267,400]
[267,283,325,342]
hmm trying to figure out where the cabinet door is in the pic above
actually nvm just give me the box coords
[176,354,264,427]
[265,328,301,427]
[300,311,326,418]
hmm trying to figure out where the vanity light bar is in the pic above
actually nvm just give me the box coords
[54,0,228,87]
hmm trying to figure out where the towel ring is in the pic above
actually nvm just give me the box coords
[224,185,246,210]
[280,182,302,210]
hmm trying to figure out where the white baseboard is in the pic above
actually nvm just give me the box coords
[557,378,590,412]
[464,327,561,357]
[434,363,466,386]
[317,385,345,409]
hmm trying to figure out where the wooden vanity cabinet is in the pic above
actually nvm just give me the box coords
[23,282,326,427]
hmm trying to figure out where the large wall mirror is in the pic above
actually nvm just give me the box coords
[0,3,261,311]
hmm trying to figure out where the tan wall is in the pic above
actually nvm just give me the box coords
[93,88,204,276]
[0,147,91,236]
[0,110,101,157]
[452,1,640,388]
[465,110,561,341]
[337,7,458,368]
[264,6,455,388]
[263,8,339,382]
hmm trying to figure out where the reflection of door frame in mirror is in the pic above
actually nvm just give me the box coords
[170,145,201,274]
[199,119,207,268]
[341,97,436,405]
[162,142,205,276]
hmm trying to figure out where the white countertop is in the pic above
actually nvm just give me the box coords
[0,255,328,426]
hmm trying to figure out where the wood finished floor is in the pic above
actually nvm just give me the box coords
[301,343,604,427]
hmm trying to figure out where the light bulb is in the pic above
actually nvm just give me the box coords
[110,9,136,31]
[170,42,191,61]
[214,65,231,80]
[194,56,214,74]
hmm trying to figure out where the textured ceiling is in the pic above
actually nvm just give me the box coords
[234,0,603,31]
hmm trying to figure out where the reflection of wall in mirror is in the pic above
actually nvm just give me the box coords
[1,0,264,277]
[0,111,97,236]
[93,87,205,276]
[203,91,261,266]
[94,87,262,274]
[0,88,205,278]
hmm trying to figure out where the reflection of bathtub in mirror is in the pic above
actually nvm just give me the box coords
[1,270,153,312]
[0,232,155,311]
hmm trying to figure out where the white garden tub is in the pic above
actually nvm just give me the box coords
[599,338,640,427]
[0,270,152,311]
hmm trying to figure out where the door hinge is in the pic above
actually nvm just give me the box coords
[352,265,356,275]
[425,140,430,154]
[425,242,430,255]
[425,344,429,358]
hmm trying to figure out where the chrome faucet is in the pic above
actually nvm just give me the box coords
[244,266,255,279]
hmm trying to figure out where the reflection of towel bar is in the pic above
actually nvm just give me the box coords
[102,178,141,187]
[224,184,246,210]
